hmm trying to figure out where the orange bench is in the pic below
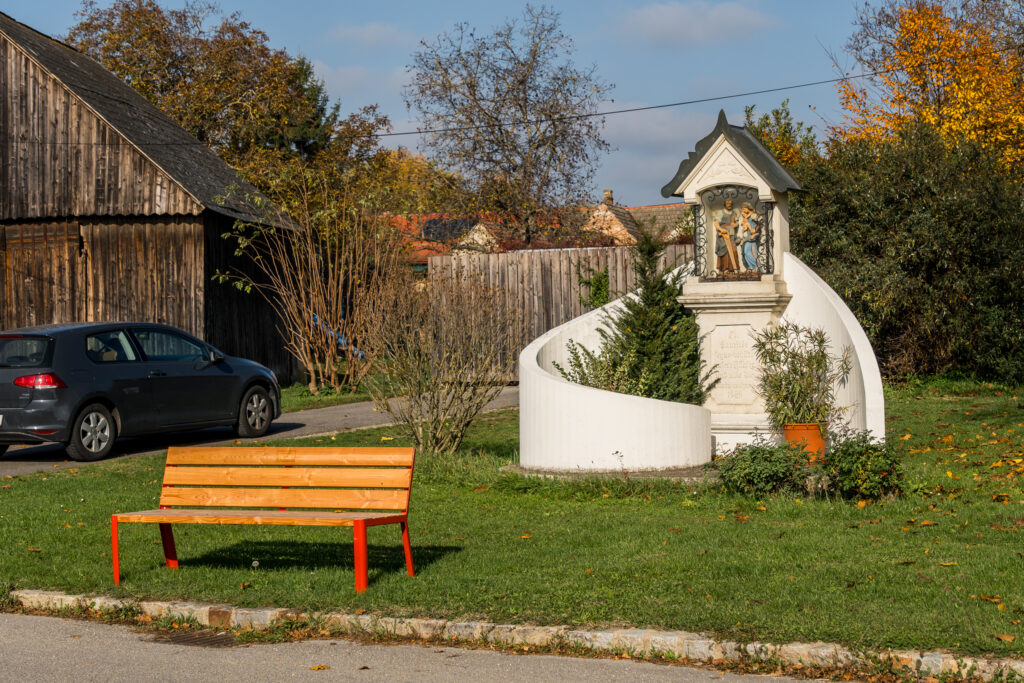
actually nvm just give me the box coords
[111,446,416,593]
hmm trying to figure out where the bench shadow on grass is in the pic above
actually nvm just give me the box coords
[183,539,460,584]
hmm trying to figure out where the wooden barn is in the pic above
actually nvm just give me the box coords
[0,12,293,380]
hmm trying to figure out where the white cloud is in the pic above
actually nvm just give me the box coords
[621,2,776,47]
[326,22,417,48]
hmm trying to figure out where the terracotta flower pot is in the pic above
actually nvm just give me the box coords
[782,422,826,462]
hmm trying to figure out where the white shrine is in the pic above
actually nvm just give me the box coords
[518,111,884,472]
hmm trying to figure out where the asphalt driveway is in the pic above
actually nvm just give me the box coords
[0,387,518,478]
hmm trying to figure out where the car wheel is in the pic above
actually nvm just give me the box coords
[65,403,116,462]
[236,386,272,438]
[0,445,8,458]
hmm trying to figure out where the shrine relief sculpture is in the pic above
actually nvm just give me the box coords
[697,185,771,280]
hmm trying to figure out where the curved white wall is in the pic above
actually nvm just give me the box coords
[519,269,713,472]
[783,253,886,440]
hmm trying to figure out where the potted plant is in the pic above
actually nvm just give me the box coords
[753,322,852,461]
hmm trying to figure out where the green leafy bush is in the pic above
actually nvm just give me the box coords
[824,431,904,499]
[713,432,903,500]
[789,121,1024,381]
[553,340,649,396]
[713,439,810,496]
[753,322,851,430]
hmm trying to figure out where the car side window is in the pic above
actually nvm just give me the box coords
[85,331,138,363]
[131,329,205,362]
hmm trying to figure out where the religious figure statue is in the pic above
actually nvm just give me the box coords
[739,203,761,272]
[713,198,740,272]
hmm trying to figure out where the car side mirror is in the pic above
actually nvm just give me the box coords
[208,349,224,364]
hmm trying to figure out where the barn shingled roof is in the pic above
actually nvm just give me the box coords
[0,11,275,225]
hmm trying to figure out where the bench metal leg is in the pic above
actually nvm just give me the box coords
[111,516,120,585]
[353,520,368,593]
[159,523,178,570]
[401,521,415,577]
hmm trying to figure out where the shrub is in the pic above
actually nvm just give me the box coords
[753,322,852,430]
[790,121,1024,381]
[556,229,715,404]
[359,270,523,454]
[713,439,810,496]
[825,431,904,499]
[553,340,649,396]
[713,432,903,500]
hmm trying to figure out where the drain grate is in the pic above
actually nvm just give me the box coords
[148,630,238,648]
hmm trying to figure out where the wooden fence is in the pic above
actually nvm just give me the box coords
[428,244,693,345]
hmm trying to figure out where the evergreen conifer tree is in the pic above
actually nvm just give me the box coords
[556,229,715,404]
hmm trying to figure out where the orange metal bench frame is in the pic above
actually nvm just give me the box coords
[111,446,416,593]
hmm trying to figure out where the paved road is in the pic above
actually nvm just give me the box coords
[0,387,518,478]
[0,613,795,683]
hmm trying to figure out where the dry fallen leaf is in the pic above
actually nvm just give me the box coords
[900,433,912,440]
[919,520,936,527]
[994,634,1016,643]
[520,534,532,539]
[857,500,868,509]
[942,435,954,443]
[939,561,958,567]
[310,665,331,671]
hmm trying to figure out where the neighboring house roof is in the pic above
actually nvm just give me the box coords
[0,12,272,225]
[660,109,803,199]
[582,190,692,245]
[419,216,477,243]
[581,189,640,245]
[628,203,690,237]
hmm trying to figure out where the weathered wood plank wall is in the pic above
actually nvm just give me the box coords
[0,217,205,334]
[0,34,201,220]
[428,244,693,345]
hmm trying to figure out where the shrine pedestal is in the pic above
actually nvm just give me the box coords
[680,278,791,452]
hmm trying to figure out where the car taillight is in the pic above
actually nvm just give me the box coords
[13,373,67,389]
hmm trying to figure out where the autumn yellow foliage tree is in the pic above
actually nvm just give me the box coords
[835,1,1024,167]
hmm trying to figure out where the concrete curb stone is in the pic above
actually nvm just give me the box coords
[11,588,1024,678]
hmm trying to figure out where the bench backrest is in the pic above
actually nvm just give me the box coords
[158,446,416,513]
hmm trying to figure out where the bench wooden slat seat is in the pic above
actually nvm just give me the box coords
[111,446,416,593]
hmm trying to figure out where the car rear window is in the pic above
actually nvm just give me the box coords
[0,335,53,368]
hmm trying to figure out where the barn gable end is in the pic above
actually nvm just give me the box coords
[0,31,203,220]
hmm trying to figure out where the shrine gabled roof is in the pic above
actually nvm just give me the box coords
[660,110,803,198]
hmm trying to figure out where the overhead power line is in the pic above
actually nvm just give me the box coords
[377,72,883,138]
[9,70,883,147]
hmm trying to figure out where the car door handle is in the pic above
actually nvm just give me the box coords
[149,370,167,377]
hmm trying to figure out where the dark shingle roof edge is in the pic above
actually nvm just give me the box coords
[660,110,803,199]
[0,12,282,226]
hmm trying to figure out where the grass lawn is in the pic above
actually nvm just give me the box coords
[3,380,1024,657]
[278,375,384,413]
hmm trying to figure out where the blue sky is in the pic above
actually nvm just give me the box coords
[14,1,863,207]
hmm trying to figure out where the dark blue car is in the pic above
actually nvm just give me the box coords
[0,322,281,461]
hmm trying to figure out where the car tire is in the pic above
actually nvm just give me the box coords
[65,403,116,462]
[235,385,272,438]
[0,445,8,458]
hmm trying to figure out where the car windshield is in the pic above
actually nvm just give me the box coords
[0,335,53,368]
